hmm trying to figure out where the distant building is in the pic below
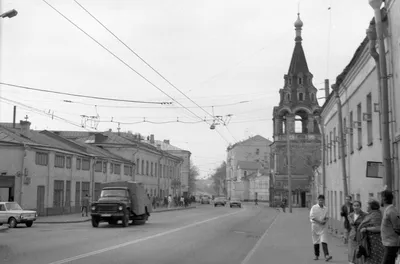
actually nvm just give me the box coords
[226,135,272,199]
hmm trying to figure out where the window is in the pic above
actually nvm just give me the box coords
[141,160,144,175]
[103,162,107,173]
[337,126,341,159]
[366,93,373,145]
[35,152,48,166]
[343,118,347,156]
[288,78,292,85]
[155,164,157,177]
[76,158,81,170]
[329,131,332,163]
[159,164,162,178]
[82,182,90,198]
[349,111,354,153]
[55,154,65,168]
[82,159,90,170]
[66,157,72,169]
[95,161,102,172]
[151,162,153,176]
[66,181,71,207]
[136,159,140,174]
[333,127,337,161]
[298,93,304,101]
[75,182,81,207]
[287,94,291,101]
[110,163,114,174]
[326,135,329,165]
[53,180,64,207]
[146,161,149,175]
[298,77,302,85]
[357,103,362,149]
[114,164,121,175]
[256,148,260,155]
[124,165,130,176]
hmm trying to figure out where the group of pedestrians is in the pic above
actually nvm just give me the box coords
[310,190,400,264]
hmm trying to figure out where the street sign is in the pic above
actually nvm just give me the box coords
[366,161,383,178]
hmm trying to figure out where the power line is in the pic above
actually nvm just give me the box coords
[42,0,209,126]
[73,0,216,120]
[0,82,171,105]
[0,96,91,131]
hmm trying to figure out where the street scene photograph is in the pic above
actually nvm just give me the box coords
[1,0,400,263]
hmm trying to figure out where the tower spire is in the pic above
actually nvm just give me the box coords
[294,13,303,42]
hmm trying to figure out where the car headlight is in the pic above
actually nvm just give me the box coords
[118,206,123,211]
[91,206,96,211]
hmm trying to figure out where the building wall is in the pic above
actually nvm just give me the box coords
[167,150,190,195]
[226,137,271,198]
[322,42,383,233]
[249,175,270,201]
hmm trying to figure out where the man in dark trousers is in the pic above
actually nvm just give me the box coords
[81,194,89,217]
[340,195,353,244]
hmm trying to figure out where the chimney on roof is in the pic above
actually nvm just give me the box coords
[108,129,112,132]
[324,79,330,99]
[20,120,31,138]
[163,139,170,144]
[94,133,108,143]
[150,134,155,144]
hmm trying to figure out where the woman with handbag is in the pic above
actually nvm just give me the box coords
[358,199,384,264]
[348,200,367,264]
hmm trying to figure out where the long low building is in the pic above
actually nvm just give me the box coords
[0,121,185,216]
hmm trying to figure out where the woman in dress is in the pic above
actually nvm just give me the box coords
[358,199,384,264]
[347,200,367,264]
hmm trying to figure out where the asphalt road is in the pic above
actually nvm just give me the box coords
[1,203,279,264]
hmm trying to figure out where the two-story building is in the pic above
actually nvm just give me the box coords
[76,131,183,198]
[0,121,135,216]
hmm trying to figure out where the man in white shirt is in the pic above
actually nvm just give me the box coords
[310,194,332,261]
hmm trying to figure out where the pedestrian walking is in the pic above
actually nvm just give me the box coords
[340,195,354,244]
[310,194,332,261]
[358,199,384,264]
[81,194,89,217]
[379,190,400,264]
[254,197,258,206]
[281,197,287,213]
[347,200,366,264]
[168,195,172,209]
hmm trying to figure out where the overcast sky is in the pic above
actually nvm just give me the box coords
[0,0,373,178]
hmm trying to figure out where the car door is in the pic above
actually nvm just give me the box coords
[0,204,7,224]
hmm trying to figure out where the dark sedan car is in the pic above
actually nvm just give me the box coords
[214,197,226,207]
[229,198,242,208]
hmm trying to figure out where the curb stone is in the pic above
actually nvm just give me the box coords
[0,226,9,232]
[36,206,197,224]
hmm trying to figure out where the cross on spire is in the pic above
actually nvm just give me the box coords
[24,115,29,121]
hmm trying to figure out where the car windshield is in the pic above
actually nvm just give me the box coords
[231,198,240,202]
[215,197,224,201]
[6,202,23,211]
[100,189,127,198]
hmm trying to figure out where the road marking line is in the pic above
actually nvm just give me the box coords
[240,211,280,264]
[48,210,243,264]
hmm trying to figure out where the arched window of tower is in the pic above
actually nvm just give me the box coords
[294,110,308,133]
[298,93,304,101]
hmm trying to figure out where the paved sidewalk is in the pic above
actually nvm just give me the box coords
[244,208,348,264]
[35,205,196,224]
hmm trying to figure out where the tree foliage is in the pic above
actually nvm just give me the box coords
[188,161,199,195]
[211,161,227,196]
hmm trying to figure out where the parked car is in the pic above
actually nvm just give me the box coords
[229,198,242,208]
[0,202,37,228]
[214,197,226,207]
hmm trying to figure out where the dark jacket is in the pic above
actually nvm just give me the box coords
[341,203,354,231]
[348,211,367,241]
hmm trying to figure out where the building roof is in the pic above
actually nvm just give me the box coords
[237,161,262,170]
[288,41,309,76]
[52,131,92,140]
[227,135,272,151]
[321,19,372,111]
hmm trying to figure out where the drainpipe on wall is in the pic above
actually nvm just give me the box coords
[91,157,96,203]
[332,83,349,198]
[369,0,393,191]
[19,145,26,206]
[47,152,51,214]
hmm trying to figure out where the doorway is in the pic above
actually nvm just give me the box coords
[37,185,45,216]
[0,176,15,201]
[301,191,306,207]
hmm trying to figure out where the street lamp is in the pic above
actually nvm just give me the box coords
[1,9,18,19]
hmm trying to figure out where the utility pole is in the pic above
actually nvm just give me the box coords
[286,116,293,213]
[332,84,349,197]
[369,0,393,191]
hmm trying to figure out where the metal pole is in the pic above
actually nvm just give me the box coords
[369,2,393,190]
[286,118,292,213]
[332,84,349,197]
[13,105,16,128]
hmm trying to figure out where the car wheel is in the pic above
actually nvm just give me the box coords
[25,221,33,227]
[8,217,17,228]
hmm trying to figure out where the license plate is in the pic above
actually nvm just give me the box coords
[101,214,111,217]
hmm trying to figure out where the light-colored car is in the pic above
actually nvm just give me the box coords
[0,202,37,228]
[229,198,242,208]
